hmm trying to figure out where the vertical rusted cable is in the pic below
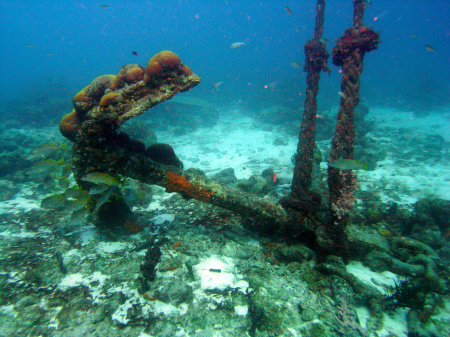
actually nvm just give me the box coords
[282,0,329,212]
[323,0,380,255]
[314,0,326,39]
[353,0,365,28]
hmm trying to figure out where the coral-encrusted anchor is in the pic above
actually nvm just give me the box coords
[164,171,214,203]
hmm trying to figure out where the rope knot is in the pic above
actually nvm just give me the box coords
[332,26,380,66]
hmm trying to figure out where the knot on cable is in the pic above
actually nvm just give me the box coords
[304,39,330,74]
[332,26,380,66]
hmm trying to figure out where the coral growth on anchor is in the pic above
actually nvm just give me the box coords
[59,109,82,142]
[112,64,145,90]
[164,171,214,202]
[144,50,192,86]
[59,50,199,143]
[72,75,117,114]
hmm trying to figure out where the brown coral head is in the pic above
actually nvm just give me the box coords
[99,92,123,109]
[144,50,188,85]
[113,64,145,89]
[73,75,117,114]
[85,74,116,102]
[180,63,193,76]
[59,109,82,142]
[72,86,92,114]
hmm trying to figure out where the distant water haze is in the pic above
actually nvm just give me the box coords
[1,0,449,114]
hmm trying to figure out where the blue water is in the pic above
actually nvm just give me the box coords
[1,0,449,117]
[1,3,450,335]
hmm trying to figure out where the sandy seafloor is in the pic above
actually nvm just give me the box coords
[0,104,450,336]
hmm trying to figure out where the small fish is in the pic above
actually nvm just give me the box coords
[61,165,72,178]
[213,81,224,89]
[313,144,322,163]
[131,51,139,55]
[124,189,140,205]
[338,91,347,99]
[264,81,278,90]
[55,252,67,274]
[45,53,53,56]
[230,42,245,49]
[27,44,35,48]
[411,34,417,38]
[59,177,70,189]
[319,37,329,44]
[65,186,85,199]
[88,183,110,195]
[65,199,88,212]
[31,159,60,173]
[273,172,277,183]
[291,61,302,68]
[199,268,222,273]
[101,5,110,8]
[26,142,69,161]
[185,262,195,281]
[426,45,435,52]
[328,159,369,171]
[95,186,113,208]
[373,10,390,21]
[285,7,293,15]
[81,172,120,186]
[41,193,67,209]
[70,207,89,222]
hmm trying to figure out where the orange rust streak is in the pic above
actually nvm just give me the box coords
[164,171,214,203]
